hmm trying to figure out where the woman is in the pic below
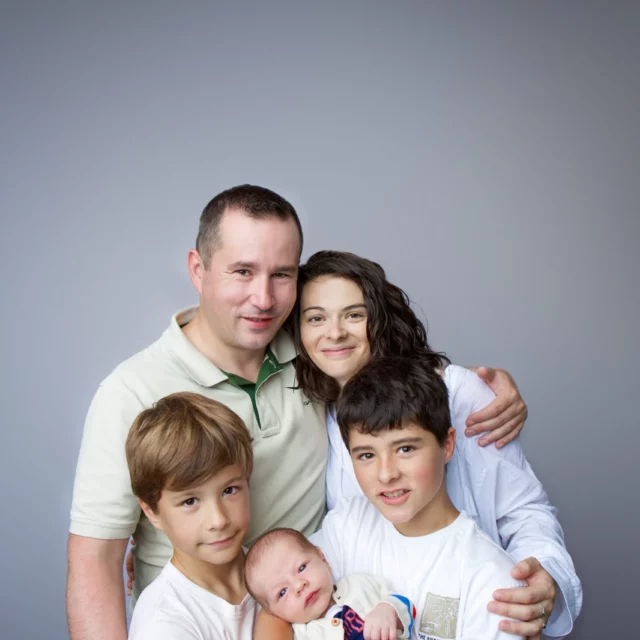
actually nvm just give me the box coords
[290,250,580,638]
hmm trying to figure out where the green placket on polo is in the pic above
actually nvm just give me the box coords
[221,348,284,429]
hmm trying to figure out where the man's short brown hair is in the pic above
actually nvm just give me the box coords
[125,392,253,513]
[196,184,304,268]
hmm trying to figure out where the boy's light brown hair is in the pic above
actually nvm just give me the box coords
[125,392,253,513]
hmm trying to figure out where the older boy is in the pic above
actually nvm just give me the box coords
[125,392,257,640]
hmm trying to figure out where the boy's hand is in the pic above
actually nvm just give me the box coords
[125,538,135,596]
[488,557,556,638]
[465,367,528,448]
[364,602,402,640]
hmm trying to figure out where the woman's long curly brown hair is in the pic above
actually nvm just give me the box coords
[289,250,450,404]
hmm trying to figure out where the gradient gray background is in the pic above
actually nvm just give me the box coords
[1,1,638,638]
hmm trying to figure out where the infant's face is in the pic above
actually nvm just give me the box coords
[254,541,334,623]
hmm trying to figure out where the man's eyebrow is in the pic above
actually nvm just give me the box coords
[227,261,297,273]
[302,303,367,314]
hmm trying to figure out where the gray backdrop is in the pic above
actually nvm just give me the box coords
[1,1,638,638]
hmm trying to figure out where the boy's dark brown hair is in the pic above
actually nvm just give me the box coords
[337,357,452,447]
[125,392,253,512]
[244,528,318,607]
[196,184,304,267]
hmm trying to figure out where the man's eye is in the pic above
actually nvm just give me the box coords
[278,588,287,599]
[272,272,290,279]
[183,497,198,507]
[223,486,239,496]
[298,564,307,573]
[235,269,250,276]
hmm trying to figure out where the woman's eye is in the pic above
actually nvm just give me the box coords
[347,312,363,319]
[307,316,323,323]
[298,564,307,573]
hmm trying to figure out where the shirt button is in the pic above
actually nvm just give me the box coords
[331,618,340,627]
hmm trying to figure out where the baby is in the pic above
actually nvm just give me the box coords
[244,528,414,640]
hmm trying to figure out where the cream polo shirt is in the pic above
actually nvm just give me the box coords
[70,307,328,599]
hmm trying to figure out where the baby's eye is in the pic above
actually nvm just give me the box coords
[298,563,307,573]
[278,588,287,599]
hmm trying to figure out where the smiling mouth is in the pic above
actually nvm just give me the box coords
[304,590,320,607]
[380,489,410,504]
[321,347,355,355]
[206,534,235,547]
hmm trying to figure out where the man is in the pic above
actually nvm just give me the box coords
[66,185,530,639]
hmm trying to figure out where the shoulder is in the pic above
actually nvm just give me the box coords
[323,496,381,531]
[456,515,521,584]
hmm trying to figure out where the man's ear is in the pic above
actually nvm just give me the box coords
[138,498,164,532]
[443,427,456,464]
[186,248,205,295]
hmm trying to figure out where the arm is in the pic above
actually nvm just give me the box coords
[450,367,581,637]
[68,378,146,633]
[464,366,528,447]
[253,609,294,640]
[66,535,129,640]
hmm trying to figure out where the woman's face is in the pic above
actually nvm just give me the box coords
[299,276,372,388]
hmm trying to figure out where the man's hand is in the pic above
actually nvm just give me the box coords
[488,557,557,639]
[465,367,528,448]
[364,602,401,640]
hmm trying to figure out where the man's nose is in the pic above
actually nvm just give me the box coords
[250,276,275,311]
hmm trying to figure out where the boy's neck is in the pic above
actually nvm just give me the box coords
[171,549,247,605]
[393,487,460,538]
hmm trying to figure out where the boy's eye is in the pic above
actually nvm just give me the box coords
[278,588,287,599]
[222,486,239,496]
[398,446,414,454]
[298,563,307,573]
[182,497,198,507]
[357,452,373,461]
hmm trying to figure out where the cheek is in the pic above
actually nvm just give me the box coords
[412,454,444,491]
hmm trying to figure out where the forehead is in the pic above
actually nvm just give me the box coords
[214,207,301,263]
[301,276,364,307]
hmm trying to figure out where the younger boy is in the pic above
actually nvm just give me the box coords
[313,357,525,640]
[125,392,257,640]
[244,527,416,639]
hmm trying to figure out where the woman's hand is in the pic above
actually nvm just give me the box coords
[488,557,557,639]
[465,367,528,447]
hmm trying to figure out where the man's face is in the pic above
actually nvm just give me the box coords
[144,465,251,569]
[349,424,455,536]
[254,540,334,624]
[196,208,300,355]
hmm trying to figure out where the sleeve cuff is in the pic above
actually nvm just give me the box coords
[69,519,136,539]
[538,557,582,638]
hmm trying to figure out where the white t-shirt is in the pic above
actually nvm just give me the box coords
[294,573,415,640]
[128,562,257,640]
[325,364,581,637]
[311,498,524,640]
